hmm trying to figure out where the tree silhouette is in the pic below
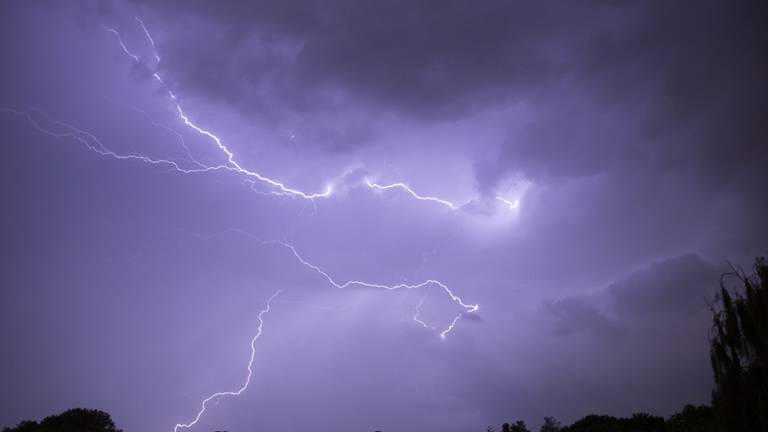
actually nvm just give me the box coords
[560,414,621,432]
[709,257,768,431]
[559,413,664,432]
[540,416,562,432]
[502,421,531,432]
[2,409,122,432]
[666,404,714,432]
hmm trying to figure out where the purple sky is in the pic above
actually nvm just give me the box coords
[1,1,766,431]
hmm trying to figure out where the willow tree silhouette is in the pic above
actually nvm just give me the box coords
[709,257,768,431]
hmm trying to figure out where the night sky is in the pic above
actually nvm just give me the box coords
[1,1,766,431]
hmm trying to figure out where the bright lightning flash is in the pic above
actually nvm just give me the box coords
[194,229,479,339]
[8,20,521,213]
[496,196,520,210]
[104,24,333,201]
[365,179,459,210]
[2,18,490,432]
[278,240,478,339]
[103,21,515,212]
[174,290,281,432]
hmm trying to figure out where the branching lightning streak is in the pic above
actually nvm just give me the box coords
[412,287,432,329]
[106,23,334,201]
[174,290,282,432]
[2,18,492,432]
[104,25,140,63]
[110,21,511,210]
[121,104,209,170]
[3,22,484,336]
[9,20,521,212]
[0,107,231,174]
[194,229,479,338]
[173,106,335,199]
[365,180,459,210]
[277,240,478,338]
[134,17,161,64]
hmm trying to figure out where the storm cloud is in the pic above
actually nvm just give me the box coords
[1,1,766,431]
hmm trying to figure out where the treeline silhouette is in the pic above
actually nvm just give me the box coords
[488,407,712,432]
[2,258,766,432]
[490,256,768,432]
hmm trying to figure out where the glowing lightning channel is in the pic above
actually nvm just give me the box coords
[14,20,521,214]
[107,22,334,201]
[280,240,476,313]
[174,106,335,199]
[134,16,161,64]
[279,240,478,338]
[131,18,465,209]
[194,229,479,338]
[365,180,459,210]
[412,287,432,330]
[496,196,520,210]
[174,289,282,432]
[119,20,501,211]
[119,104,209,170]
[103,25,140,63]
[3,18,490,432]
[0,107,232,175]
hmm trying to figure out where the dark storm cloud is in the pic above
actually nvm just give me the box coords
[121,1,767,204]
[488,0,768,258]
[546,295,622,340]
[125,0,589,119]
[610,254,722,318]
[520,254,725,422]
[494,0,768,184]
[546,254,723,340]
[3,1,768,431]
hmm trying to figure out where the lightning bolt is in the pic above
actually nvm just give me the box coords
[496,196,520,210]
[0,107,231,175]
[277,240,477,338]
[174,228,477,432]
[174,289,281,432]
[192,229,479,338]
[0,106,480,338]
[118,103,209,170]
[3,21,483,337]
[8,20,522,212]
[105,24,335,201]
[364,179,459,210]
[412,287,432,329]
[3,18,487,432]
[103,25,140,63]
[110,21,522,211]
[134,16,161,64]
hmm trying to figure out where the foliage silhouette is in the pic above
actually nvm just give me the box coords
[539,417,563,432]
[540,416,562,432]
[2,409,121,432]
[557,412,664,432]
[665,404,714,432]
[709,257,768,431]
[502,421,531,432]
